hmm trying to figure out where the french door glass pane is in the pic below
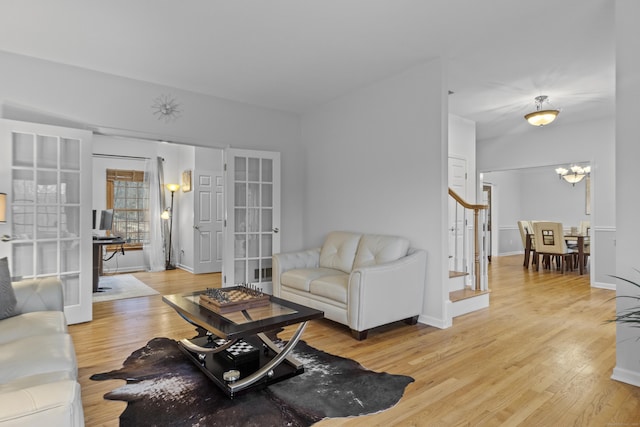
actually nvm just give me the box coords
[234,157,246,181]
[12,205,34,239]
[261,159,273,182]
[61,240,80,272]
[248,158,260,181]
[235,260,246,282]
[60,138,80,170]
[11,243,34,278]
[37,241,58,275]
[61,172,80,204]
[37,135,58,169]
[12,132,34,167]
[247,234,259,258]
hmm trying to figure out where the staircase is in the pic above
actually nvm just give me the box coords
[448,189,490,319]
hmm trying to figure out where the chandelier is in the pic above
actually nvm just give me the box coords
[555,165,590,186]
[524,95,560,126]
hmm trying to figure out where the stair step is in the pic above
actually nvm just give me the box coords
[449,288,490,303]
[449,270,469,279]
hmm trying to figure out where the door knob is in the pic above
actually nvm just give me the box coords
[193,225,200,230]
[272,228,279,233]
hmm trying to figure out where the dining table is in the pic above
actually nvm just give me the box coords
[524,233,590,275]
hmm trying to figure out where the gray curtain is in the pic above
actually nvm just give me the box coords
[143,156,166,271]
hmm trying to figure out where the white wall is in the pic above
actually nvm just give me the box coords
[613,0,640,388]
[477,118,615,288]
[301,59,450,327]
[0,51,305,254]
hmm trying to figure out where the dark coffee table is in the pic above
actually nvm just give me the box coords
[163,287,324,398]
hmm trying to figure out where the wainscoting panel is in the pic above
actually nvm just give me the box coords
[498,226,522,256]
[592,227,616,289]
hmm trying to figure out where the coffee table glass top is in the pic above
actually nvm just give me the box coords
[163,288,323,340]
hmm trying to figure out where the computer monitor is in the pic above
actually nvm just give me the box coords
[98,209,114,231]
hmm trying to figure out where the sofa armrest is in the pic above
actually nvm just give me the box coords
[0,380,84,427]
[12,278,64,314]
[272,248,320,297]
[347,248,426,332]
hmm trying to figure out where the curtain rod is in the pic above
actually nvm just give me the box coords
[93,153,150,161]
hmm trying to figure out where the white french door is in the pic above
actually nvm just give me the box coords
[193,170,223,274]
[223,148,280,294]
[0,119,92,324]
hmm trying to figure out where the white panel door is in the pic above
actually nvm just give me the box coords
[448,156,467,272]
[193,171,222,274]
[223,148,280,294]
[0,119,92,324]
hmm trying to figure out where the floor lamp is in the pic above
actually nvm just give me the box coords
[162,184,180,270]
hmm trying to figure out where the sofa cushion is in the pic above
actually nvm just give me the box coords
[353,234,410,269]
[0,334,78,384]
[309,274,349,304]
[281,268,343,292]
[0,257,17,320]
[0,311,68,345]
[319,231,362,273]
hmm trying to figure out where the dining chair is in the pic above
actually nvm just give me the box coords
[579,220,591,236]
[517,220,536,267]
[532,221,577,273]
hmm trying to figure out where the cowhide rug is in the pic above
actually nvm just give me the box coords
[91,336,414,426]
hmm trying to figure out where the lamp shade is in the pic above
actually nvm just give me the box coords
[524,109,559,126]
[0,193,5,223]
[166,183,180,192]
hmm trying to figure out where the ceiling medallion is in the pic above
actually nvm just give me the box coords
[151,94,182,123]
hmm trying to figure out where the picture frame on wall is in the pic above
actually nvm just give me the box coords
[585,175,591,215]
[182,170,192,192]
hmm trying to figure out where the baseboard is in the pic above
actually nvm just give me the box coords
[592,281,616,291]
[611,366,640,387]
[419,313,451,329]
[450,293,490,318]
[498,251,523,256]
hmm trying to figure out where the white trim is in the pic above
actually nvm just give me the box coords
[592,281,615,291]
[612,366,640,388]
[419,313,451,329]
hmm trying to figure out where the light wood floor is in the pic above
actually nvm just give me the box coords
[70,256,640,426]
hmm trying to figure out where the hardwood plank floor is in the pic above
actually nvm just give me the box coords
[70,256,640,426]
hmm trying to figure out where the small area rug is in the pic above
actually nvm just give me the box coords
[92,274,159,303]
[91,336,414,426]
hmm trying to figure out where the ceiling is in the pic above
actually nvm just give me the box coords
[0,0,615,140]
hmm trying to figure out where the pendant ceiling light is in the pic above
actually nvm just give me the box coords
[524,95,560,126]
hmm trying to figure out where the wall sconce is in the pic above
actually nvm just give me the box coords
[0,193,6,223]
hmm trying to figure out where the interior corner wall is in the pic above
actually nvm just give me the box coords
[0,50,305,252]
[613,0,640,387]
[300,59,449,327]
[477,117,615,287]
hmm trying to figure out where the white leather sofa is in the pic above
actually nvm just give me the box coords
[0,278,84,427]
[273,231,426,340]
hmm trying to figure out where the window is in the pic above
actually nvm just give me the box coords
[106,169,148,250]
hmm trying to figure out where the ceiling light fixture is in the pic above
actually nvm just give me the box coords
[152,94,182,123]
[524,95,560,126]
[555,164,590,186]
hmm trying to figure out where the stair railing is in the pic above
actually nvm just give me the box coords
[448,188,489,291]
